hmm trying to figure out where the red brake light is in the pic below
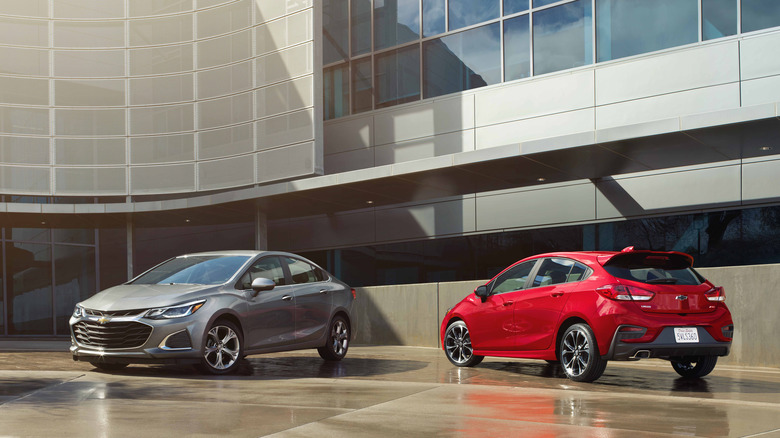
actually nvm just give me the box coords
[351,288,357,300]
[705,286,725,302]
[596,284,655,301]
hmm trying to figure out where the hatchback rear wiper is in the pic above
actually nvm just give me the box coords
[646,278,678,284]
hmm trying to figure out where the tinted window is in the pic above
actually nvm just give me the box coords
[323,0,349,64]
[604,254,702,286]
[491,260,536,294]
[567,262,589,282]
[532,258,574,287]
[504,0,529,15]
[533,0,592,75]
[702,0,737,40]
[423,0,445,37]
[742,0,780,33]
[324,63,349,119]
[352,0,371,56]
[424,23,501,99]
[238,256,286,289]
[504,14,530,82]
[374,0,420,51]
[375,45,420,108]
[596,0,697,62]
[449,0,499,30]
[284,257,321,284]
[352,57,372,114]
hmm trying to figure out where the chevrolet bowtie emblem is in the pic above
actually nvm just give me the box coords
[97,316,111,324]
[675,295,688,301]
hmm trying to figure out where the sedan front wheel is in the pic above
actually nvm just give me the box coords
[197,320,243,375]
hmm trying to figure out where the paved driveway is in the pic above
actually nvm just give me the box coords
[1,346,779,437]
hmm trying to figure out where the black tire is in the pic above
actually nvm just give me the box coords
[197,319,243,375]
[671,356,718,378]
[559,323,607,382]
[318,315,350,361]
[90,362,128,372]
[443,321,484,367]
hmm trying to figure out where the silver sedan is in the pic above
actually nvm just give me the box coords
[69,250,355,374]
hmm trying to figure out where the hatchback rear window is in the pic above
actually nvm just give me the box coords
[603,253,704,286]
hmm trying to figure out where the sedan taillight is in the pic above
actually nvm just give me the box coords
[596,284,655,301]
[705,286,725,302]
[351,288,357,300]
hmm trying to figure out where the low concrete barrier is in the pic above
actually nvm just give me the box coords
[352,264,779,369]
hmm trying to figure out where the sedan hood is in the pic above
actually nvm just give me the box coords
[79,283,219,311]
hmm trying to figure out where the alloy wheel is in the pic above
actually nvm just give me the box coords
[203,325,240,371]
[561,328,591,377]
[331,319,349,357]
[445,323,474,365]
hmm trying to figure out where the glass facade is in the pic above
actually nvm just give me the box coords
[323,0,780,119]
[302,205,780,287]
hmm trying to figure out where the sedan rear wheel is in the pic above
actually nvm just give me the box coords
[671,356,718,378]
[444,321,484,367]
[560,323,607,382]
[198,320,242,375]
[318,316,350,361]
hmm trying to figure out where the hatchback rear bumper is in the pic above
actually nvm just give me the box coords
[606,326,731,361]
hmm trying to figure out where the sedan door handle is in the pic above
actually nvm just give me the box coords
[282,295,293,301]
[551,292,564,298]
[319,289,328,294]
[503,301,514,307]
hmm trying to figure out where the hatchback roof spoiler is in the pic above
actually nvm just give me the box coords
[597,246,695,267]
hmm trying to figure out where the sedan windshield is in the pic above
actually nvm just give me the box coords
[131,255,250,285]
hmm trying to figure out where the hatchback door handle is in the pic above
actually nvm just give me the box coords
[282,295,293,301]
[503,301,514,307]
[551,292,564,298]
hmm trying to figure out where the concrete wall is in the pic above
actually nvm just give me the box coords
[352,264,780,369]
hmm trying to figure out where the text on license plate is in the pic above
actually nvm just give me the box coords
[674,327,699,343]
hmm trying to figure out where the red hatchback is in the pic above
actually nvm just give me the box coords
[440,247,734,382]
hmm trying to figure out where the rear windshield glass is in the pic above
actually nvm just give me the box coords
[132,255,250,285]
[603,253,703,286]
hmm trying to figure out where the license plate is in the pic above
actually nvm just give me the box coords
[674,327,699,343]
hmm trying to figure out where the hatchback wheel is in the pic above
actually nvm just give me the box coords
[444,321,484,367]
[197,320,243,375]
[318,316,350,361]
[560,323,607,382]
[671,356,718,378]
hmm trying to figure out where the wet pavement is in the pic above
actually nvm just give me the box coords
[1,346,779,437]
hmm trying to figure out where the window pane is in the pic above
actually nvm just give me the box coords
[424,23,500,99]
[533,0,560,7]
[323,0,349,64]
[596,0,697,62]
[449,0,499,30]
[352,0,372,56]
[240,256,286,288]
[492,260,535,294]
[375,45,420,108]
[7,242,52,335]
[702,0,737,40]
[505,0,529,15]
[504,14,530,81]
[285,257,318,284]
[53,229,95,244]
[568,262,589,282]
[742,0,780,33]
[54,245,96,335]
[352,57,373,114]
[375,0,420,50]
[324,63,349,120]
[423,0,445,37]
[531,258,573,287]
[533,0,592,75]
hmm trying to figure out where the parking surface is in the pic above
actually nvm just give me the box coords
[1,346,780,437]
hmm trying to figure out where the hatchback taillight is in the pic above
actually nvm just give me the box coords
[705,286,725,302]
[596,284,655,301]
[351,288,357,300]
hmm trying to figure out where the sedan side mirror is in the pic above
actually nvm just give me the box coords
[251,277,275,295]
[474,285,489,302]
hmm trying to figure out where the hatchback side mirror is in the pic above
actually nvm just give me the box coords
[474,285,489,302]
[251,277,275,295]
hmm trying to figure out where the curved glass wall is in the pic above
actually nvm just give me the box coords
[0,0,318,199]
[323,0,780,119]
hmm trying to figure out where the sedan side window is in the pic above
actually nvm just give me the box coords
[238,257,286,290]
[284,257,320,284]
[491,261,536,294]
[531,258,574,288]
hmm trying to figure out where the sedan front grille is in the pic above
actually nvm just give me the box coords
[73,321,153,349]
[84,308,146,318]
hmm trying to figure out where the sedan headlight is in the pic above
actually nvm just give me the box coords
[144,300,206,320]
[72,305,84,318]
